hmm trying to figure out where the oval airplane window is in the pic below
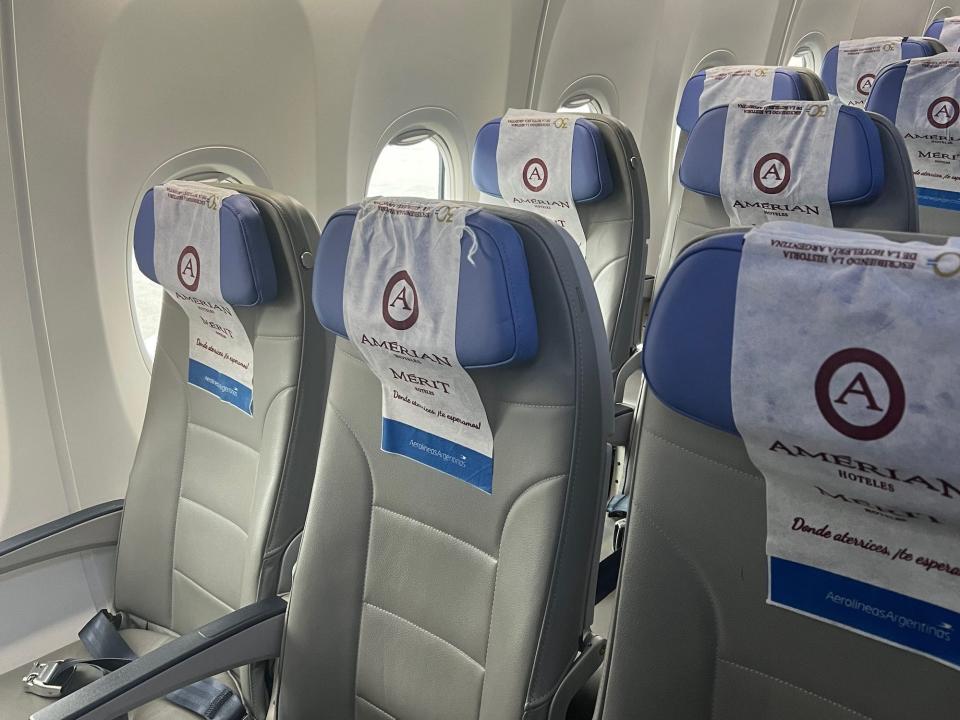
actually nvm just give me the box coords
[367,130,450,199]
[558,94,603,114]
[130,170,241,364]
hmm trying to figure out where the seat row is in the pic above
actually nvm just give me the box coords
[0,46,957,720]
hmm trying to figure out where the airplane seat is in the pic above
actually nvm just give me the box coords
[660,101,918,269]
[472,114,649,373]
[658,67,828,276]
[820,38,944,101]
[925,18,960,51]
[271,200,613,719]
[597,225,960,720]
[0,183,328,719]
[866,58,960,234]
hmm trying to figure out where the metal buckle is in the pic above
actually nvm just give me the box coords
[22,661,64,698]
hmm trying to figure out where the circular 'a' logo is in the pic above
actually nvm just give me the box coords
[522,157,548,192]
[382,270,419,331]
[927,96,960,129]
[814,348,906,441]
[753,153,791,195]
[177,246,200,292]
[856,73,876,96]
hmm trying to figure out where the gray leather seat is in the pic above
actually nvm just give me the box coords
[0,184,328,719]
[656,70,917,278]
[598,226,960,720]
[472,114,650,372]
[269,201,613,719]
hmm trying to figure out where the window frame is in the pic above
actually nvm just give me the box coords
[366,128,453,201]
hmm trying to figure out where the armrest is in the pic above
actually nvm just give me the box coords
[0,500,124,577]
[32,596,287,720]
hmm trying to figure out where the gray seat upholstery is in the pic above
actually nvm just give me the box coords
[473,114,650,372]
[272,202,613,719]
[656,68,918,279]
[0,184,328,720]
[598,227,960,720]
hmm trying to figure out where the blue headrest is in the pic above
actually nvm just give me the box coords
[821,38,940,95]
[312,205,538,368]
[472,117,614,203]
[863,60,910,122]
[679,104,885,205]
[676,67,818,133]
[134,188,278,306]
[642,231,746,434]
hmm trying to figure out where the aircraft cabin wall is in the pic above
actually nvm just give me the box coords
[0,0,947,672]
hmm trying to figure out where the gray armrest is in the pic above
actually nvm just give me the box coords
[0,500,124,577]
[32,596,287,720]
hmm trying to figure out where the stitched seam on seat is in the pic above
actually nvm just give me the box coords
[494,399,574,408]
[187,420,262,455]
[485,473,567,670]
[364,601,485,671]
[716,659,872,719]
[173,568,236,612]
[326,401,378,704]
[628,502,722,715]
[590,254,627,285]
[179,495,249,536]
[357,694,396,719]
[374,505,498,564]
[646,430,761,482]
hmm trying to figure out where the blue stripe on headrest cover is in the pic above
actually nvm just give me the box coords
[133,188,278,306]
[312,205,538,369]
[678,104,884,205]
[472,117,614,203]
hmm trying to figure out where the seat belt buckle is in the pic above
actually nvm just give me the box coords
[22,660,65,698]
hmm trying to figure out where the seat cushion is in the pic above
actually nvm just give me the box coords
[0,628,240,720]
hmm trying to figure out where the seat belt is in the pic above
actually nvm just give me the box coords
[80,611,246,720]
[23,611,246,720]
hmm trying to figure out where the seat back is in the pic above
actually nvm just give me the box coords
[120,183,328,711]
[924,17,960,51]
[866,55,960,234]
[473,114,649,372]
[275,200,612,719]
[658,67,828,278]
[599,224,960,720]
[820,37,943,105]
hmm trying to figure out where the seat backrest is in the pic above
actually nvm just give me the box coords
[599,224,960,720]
[820,37,943,105]
[472,114,649,372]
[866,55,960,234]
[658,101,917,271]
[275,200,612,719]
[924,17,960,52]
[658,68,828,279]
[120,183,327,711]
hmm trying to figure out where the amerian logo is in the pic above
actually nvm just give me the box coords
[178,246,201,292]
[856,73,877,96]
[522,157,548,192]
[753,153,791,195]
[382,270,419,331]
[814,348,906,441]
[927,96,960,130]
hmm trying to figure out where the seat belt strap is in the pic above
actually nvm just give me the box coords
[78,611,246,720]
